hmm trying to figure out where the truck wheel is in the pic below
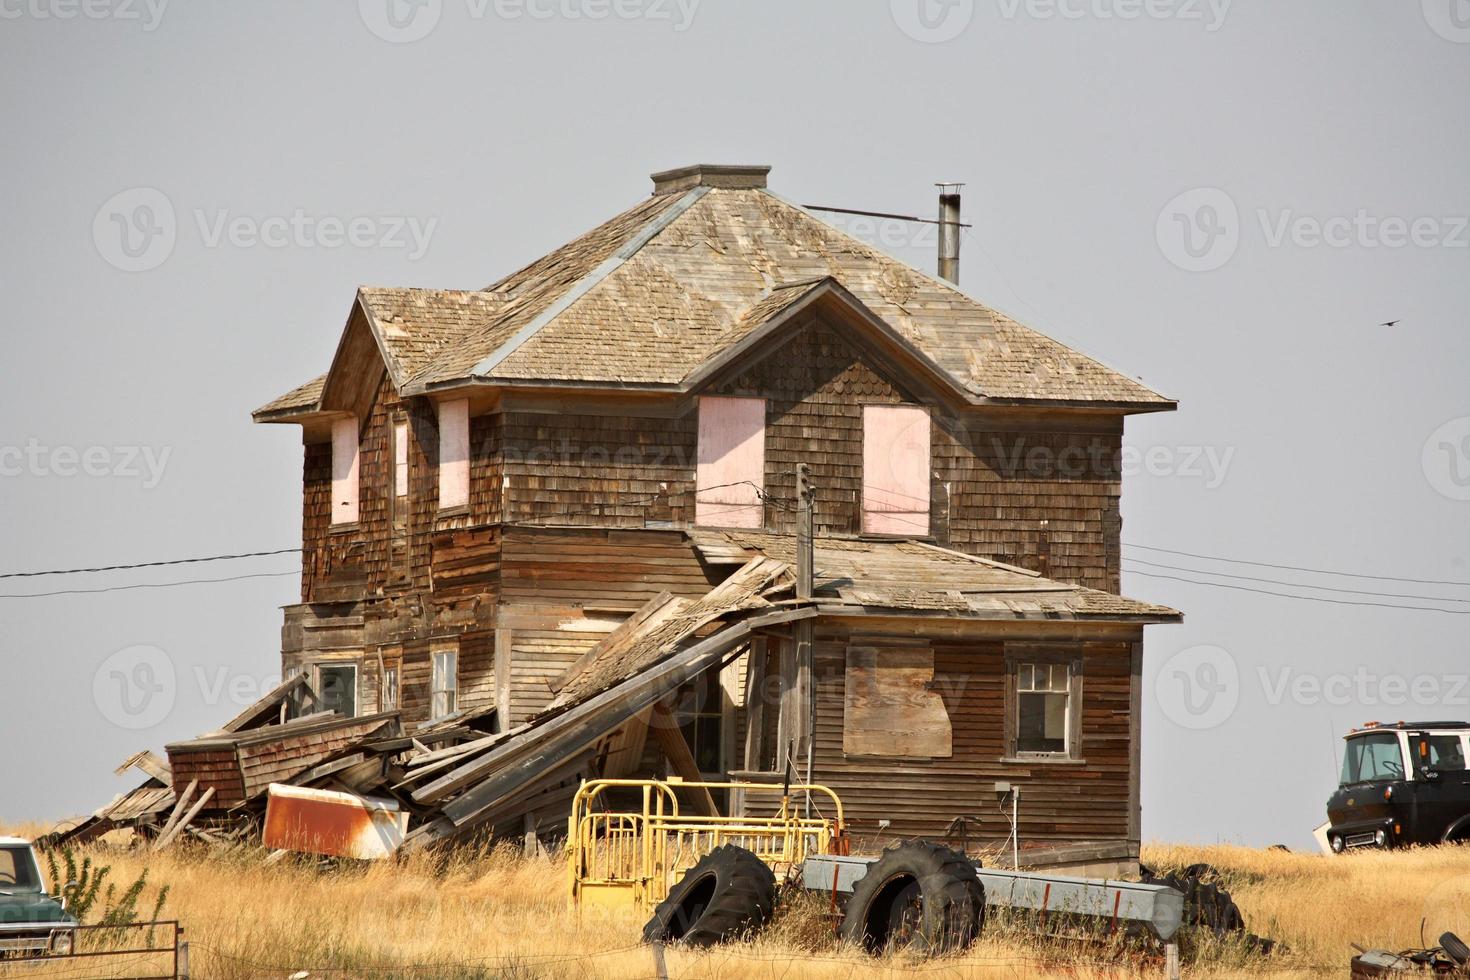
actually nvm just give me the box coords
[642,845,776,948]
[1441,932,1470,965]
[840,841,984,955]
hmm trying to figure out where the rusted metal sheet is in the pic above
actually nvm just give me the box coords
[263,784,408,860]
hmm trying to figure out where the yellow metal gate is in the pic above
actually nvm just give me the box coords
[567,778,846,910]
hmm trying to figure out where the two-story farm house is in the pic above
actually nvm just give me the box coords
[253,164,1179,873]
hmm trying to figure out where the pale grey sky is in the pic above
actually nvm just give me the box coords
[2,1,1467,851]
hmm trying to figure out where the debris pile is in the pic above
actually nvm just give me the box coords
[49,557,796,859]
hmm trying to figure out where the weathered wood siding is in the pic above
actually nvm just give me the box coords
[795,623,1138,849]
[487,314,1120,589]
[495,526,722,725]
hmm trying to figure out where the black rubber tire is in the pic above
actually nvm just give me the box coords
[839,840,984,955]
[642,845,776,948]
[1441,932,1470,965]
[1156,872,1245,939]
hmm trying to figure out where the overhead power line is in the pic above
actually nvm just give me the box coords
[1122,566,1470,615]
[0,548,302,580]
[1124,557,1470,605]
[1124,542,1470,588]
[0,570,300,600]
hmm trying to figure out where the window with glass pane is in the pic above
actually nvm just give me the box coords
[381,665,399,712]
[317,664,357,718]
[1017,662,1069,754]
[674,671,725,774]
[1340,733,1404,784]
[1428,735,1466,771]
[431,649,458,719]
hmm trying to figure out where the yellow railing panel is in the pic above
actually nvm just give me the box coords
[568,778,845,911]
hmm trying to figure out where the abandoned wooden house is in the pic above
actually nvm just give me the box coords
[252,163,1180,874]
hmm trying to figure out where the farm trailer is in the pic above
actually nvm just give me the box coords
[567,777,1185,953]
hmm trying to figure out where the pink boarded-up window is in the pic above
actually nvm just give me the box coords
[696,396,765,528]
[330,416,360,525]
[393,421,410,499]
[438,399,470,510]
[863,405,930,535]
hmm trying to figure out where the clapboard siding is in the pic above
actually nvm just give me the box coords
[774,623,1137,848]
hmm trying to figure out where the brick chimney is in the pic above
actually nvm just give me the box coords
[651,164,771,195]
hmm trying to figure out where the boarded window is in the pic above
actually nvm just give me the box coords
[330,416,360,525]
[696,396,765,528]
[843,644,952,758]
[394,420,410,499]
[862,405,930,535]
[431,645,458,719]
[438,399,469,510]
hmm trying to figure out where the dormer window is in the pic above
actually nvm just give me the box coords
[330,416,360,525]
[695,396,765,528]
[438,399,469,510]
[862,405,930,535]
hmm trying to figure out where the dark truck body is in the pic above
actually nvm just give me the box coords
[1327,722,1470,851]
[0,838,76,957]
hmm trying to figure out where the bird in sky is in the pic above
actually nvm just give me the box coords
[1379,320,1401,327]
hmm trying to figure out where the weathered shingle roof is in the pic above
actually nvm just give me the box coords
[690,529,1181,622]
[257,169,1174,414]
[253,374,325,419]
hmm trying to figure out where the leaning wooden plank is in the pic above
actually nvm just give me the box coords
[411,609,801,807]
[219,673,322,733]
[113,750,171,784]
[154,780,198,843]
[548,591,675,694]
[287,752,367,787]
[152,787,214,851]
[649,701,719,817]
[433,609,813,831]
[404,749,596,850]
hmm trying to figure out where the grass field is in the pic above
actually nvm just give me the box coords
[7,828,1470,979]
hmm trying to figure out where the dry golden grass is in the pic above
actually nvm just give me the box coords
[7,831,1470,979]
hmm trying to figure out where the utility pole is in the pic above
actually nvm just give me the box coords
[795,465,816,814]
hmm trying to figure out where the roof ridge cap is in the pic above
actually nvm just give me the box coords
[462,185,711,380]
[756,190,1173,406]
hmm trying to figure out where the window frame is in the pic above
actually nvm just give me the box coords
[695,395,766,529]
[430,644,459,720]
[392,417,411,530]
[330,416,360,527]
[315,662,359,719]
[437,399,470,513]
[1003,648,1084,763]
[860,404,931,536]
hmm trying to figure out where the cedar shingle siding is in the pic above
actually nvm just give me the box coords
[259,165,1176,863]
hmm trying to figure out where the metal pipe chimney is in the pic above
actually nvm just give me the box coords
[937,182,963,285]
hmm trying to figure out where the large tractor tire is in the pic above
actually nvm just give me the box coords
[1142,866,1273,953]
[840,840,985,955]
[642,845,776,948]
